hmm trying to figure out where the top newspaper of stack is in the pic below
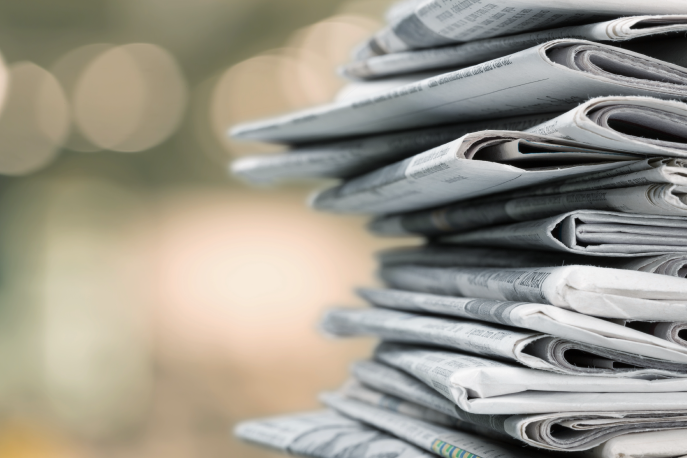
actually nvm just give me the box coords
[231,39,687,144]
[343,15,687,79]
[353,1,687,59]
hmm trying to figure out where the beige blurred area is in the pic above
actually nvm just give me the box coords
[0,0,405,457]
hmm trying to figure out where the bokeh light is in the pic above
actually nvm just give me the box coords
[0,1,406,457]
[211,14,380,158]
[287,14,381,68]
[51,43,114,153]
[0,62,69,175]
[72,44,187,153]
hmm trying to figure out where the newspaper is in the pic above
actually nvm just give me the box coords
[339,379,465,430]
[343,16,687,79]
[353,1,687,58]
[340,380,517,443]
[624,34,687,70]
[230,40,687,143]
[370,184,687,237]
[310,132,648,215]
[369,156,687,236]
[624,321,687,348]
[230,114,556,184]
[526,96,687,157]
[588,429,687,458]
[348,360,687,452]
[335,72,440,103]
[321,307,687,375]
[441,210,687,256]
[320,393,538,458]
[234,410,434,458]
[374,343,687,414]
[357,288,687,352]
[378,264,687,320]
[376,245,687,278]
[310,97,687,214]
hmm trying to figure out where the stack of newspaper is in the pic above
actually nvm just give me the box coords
[230,2,687,457]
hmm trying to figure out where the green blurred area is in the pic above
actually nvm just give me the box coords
[0,1,403,457]
[0,0,348,186]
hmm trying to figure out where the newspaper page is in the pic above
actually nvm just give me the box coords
[378,264,687,320]
[374,343,687,414]
[230,114,556,184]
[321,393,538,458]
[335,72,440,103]
[350,360,491,425]
[312,97,687,215]
[370,184,687,237]
[588,429,687,458]
[343,16,687,79]
[321,307,687,375]
[234,410,434,458]
[624,34,687,69]
[340,379,464,429]
[376,245,687,278]
[231,40,687,143]
[526,96,687,157]
[310,132,645,215]
[341,379,517,444]
[357,288,687,353]
[354,0,687,58]
[625,321,687,348]
[441,210,687,256]
[348,363,687,451]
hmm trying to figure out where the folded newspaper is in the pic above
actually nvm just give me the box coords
[310,99,687,215]
[233,94,687,186]
[234,410,434,458]
[526,97,687,157]
[321,392,539,458]
[626,321,687,348]
[378,264,687,320]
[311,132,645,214]
[345,361,687,452]
[373,343,687,414]
[231,40,687,143]
[441,210,687,256]
[358,288,687,349]
[343,15,687,79]
[339,379,513,444]
[353,0,687,58]
[369,183,687,236]
[589,429,687,458]
[231,114,555,184]
[377,245,687,278]
[322,307,687,375]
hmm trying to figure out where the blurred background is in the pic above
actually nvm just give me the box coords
[0,0,411,456]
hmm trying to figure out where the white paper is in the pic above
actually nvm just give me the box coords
[343,16,687,78]
[355,1,687,57]
[376,245,687,278]
[322,307,687,375]
[231,40,687,143]
[378,264,687,320]
[311,131,640,214]
[375,343,687,414]
[442,210,687,256]
[234,410,434,458]
[321,393,536,458]
[527,96,687,157]
[358,288,687,355]
[349,362,687,451]
[230,113,554,184]
[589,429,687,458]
